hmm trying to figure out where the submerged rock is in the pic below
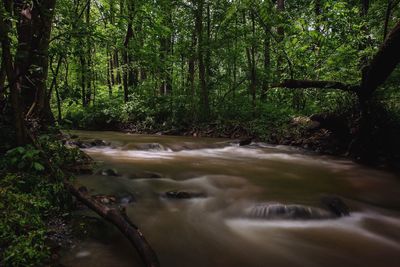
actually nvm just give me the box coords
[129,171,162,179]
[320,195,350,216]
[67,139,110,149]
[136,143,166,151]
[91,139,110,147]
[163,191,207,199]
[239,138,253,146]
[99,168,120,176]
[247,197,350,220]
[248,203,335,220]
[118,194,136,204]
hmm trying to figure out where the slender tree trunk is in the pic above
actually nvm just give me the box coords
[48,56,63,123]
[123,20,134,102]
[0,59,6,101]
[107,48,114,95]
[251,11,257,115]
[205,1,212,96]
[262,24,271,99]
[159,1,173,96]
[80,56,87,107]
[188,29,196,99]
[114,50,122,85]
[195,0,210,120]
[276,0,285,80]
[86,0,92,106]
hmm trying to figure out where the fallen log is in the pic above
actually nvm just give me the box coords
[65,182,160,267]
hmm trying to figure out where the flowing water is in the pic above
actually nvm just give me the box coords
[61,130,400,267]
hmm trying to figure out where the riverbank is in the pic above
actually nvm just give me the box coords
[65,110,400,170]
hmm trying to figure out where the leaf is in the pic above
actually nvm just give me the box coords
[33,162,45,172]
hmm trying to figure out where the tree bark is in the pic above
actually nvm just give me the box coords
[0,58,6,102]
[195,0,210,119]
[123,20,134,102]
[361,21,400,99]
[48,56,63,123]
[13,0,57,124]
[85,0,92,106]
[107,49,113,97]
[0,0,28,145]
[262,24,271,99]
[276,0,285,80]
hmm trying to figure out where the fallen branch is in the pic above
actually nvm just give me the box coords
[66,182,160,267]
[271,79,360,93]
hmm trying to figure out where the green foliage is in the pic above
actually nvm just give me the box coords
[0,136,76,266]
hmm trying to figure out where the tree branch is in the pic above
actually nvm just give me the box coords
[361,20,400,97]
[271,79,360,93]
[66,183,160,267]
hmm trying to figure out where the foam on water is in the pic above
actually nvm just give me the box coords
[225,212,400,249]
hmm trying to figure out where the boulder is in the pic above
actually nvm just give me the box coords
[320,195,350,216]
[239,138,253,146]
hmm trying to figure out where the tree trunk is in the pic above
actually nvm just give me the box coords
[107,49,113,97]
[49,56,63,123]
[114,50,122,85]
[188,29,196,99]
[0,59,6,102]
[86,0,92,106]
[13,0,56,124]
[123,21,134,102]
[80,56,87,107]
[276,0,285,80]
[159,0,173,96]
[195,0,210,120]
[262,23,271,99]
[0,0,28,145]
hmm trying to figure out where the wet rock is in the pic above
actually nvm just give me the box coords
[70,134,79,139]
[320,195,350,217]
[91,139,110,147]
[118,194,136,204]
[129,171,162,179]
[136,143,166,151]
[248,203,336,220]
[239,138,253,146]
[163,191,207,199]
[99,168,119,176]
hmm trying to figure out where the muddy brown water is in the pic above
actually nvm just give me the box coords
[61,130,400,267]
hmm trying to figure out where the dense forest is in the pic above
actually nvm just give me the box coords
[1,0,400,266]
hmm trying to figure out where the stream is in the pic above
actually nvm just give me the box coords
[61,130,400,267]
